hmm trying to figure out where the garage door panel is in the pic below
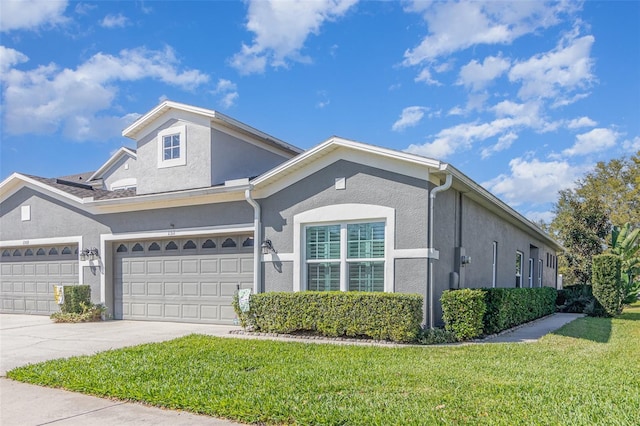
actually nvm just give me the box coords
[131,261,146,274]
[12,264,24,275]
[113,235,253,323]
[164,304,180,317]
[164,260,180,274]
[181,259,198,273]
[48,264,60,275]
[148,282,163,295]
[201,259,218,273]
[24,264,36,275]
[182,282,199,296]
[131,282,146,295]
[201,282,218,296]
[60,263,74,275]
[220,258,239,273]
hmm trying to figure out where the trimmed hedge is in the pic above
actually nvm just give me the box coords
[61,285,92,314]
[483,287,557,335]
[440,289,486,340]
[233,291,423,343]
[592,254,623,317]
[441,287,557,340]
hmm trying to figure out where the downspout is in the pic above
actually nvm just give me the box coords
[427,172,453,328]
[245,187,261,295]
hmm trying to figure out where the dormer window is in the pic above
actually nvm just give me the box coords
[157,125,186,168]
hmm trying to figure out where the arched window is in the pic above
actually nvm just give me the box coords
[116,244,128,253]
[25,249,34,256]
[132,243,144,252]
[222,238,237,248]
[61,246,72,254]
[183,240,197,250]
[202,239,216,249]
[13,249,22,256]
[242,237,254,247]
[165,241,178,250]
[36,248,46,256]
[48,248,58,255]
[1,249,10,257]
[148,242,161,251]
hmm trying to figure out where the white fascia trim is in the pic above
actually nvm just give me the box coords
[0,174,86,205]
[99,223,254,304]
[1,235,84,286]
[89,147,137,181]
[211,120,297,159]
[253,136,441,188]
[292,204,395,293]
[123,100,301,154]
[442,164,563,251]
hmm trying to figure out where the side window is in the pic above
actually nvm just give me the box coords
[157,125,186,168]
[515,251,524,288]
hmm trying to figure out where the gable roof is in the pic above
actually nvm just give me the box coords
[89,147,137,181]
[122,100,303,156]
[252,136,562,251]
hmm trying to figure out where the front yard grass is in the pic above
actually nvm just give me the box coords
[8,304,640,425]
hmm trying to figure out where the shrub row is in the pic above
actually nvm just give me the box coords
[483,287,557,335]
[233,291,423,343]
[441,287,557,340]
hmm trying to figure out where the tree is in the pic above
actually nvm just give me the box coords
[609,223,640,303]
[575,152,640,228]
[549,152,639,286]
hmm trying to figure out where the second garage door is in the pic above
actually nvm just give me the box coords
[113,235,254,324]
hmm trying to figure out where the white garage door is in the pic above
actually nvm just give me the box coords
[0,245,79,314]
[113,235,254,324]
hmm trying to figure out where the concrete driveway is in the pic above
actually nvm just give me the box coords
[0,314,244,425]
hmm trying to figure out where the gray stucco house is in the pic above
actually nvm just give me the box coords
[0,101,561,327]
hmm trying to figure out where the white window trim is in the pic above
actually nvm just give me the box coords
[21,205,31,221]
[491,241,498,288]
[516,251,524,288]
[538,259,543,287]
[528,257,534,288]
[157,125,186,168]
[293,204,395,293]
[110,178,137,191]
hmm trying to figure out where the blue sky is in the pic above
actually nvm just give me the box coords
[1,0,638,222]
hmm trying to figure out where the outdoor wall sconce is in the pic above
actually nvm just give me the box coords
[461,255,472,266]
[261,239,277,255]
[80,248,99,261]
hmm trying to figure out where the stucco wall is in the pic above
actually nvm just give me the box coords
[260,160,429,255]
[210,128,291,185]
[101,154,137,190]
[136,118,212,195]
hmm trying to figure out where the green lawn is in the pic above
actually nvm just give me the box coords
[8,305,640,425]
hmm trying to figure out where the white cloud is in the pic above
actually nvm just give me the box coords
[623,136,640,153]
[524,209,555,224]
[480,132,518,159]
[458,55,510,91]
[562,128,619,157]
[567,116,597,129]
[0,0,68,32]
[407,100,553,159]
[2,46,210,140]
[392,106,427,131]
[316,90,330,108]
[0,46,29,75]
[75,3,97,15]
[100,13,129,28]
[483,157,583,206]
[509,27,595,100]
[212,78,239,108]
[414,68,440,85]
[230,0,358,74]
[403,1,576,66]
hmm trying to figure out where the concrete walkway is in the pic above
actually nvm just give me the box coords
[479,313,585,343]
[1,312,584,425]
